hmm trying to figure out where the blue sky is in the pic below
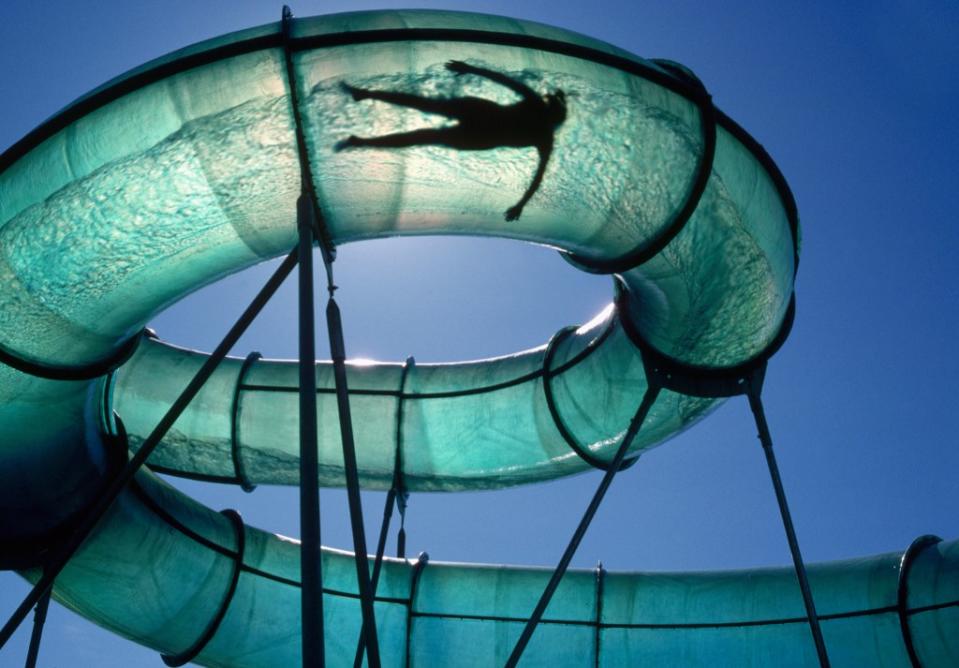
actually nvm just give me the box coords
[1,1,957,665]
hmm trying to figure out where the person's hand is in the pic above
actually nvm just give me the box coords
[446,60,472,75]
[504,204,523,221]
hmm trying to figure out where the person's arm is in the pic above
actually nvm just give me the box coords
[505,139,552,221]
[446,60,539,102]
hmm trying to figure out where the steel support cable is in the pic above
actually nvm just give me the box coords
[745,371,831,668]
[898,534,943,668]
[396,490,409,558]
[231,351,261,492]
[161,509,246,667]
[324,292,382,668]
[0,247,299,651]
[23,581,50,668]
[505,383,661,668]
[395,356,415,560]
[542,325,639,471]
[615,281,827,667]
[353,355,415,668]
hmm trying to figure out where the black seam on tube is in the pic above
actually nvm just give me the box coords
[231,351,261,492]
[1,25,707,177]
[237,313,614,400]
[906,600,959,616]
[615,280,796,398]
[542,325,638,471]
[561,64,716,275]
[160,509,246,667]
[594,562,604,668]
[0,328,144,381]
[898,534,943,668]
[410,603,912,629]
[148,465,241,485]
[406,552,429,668]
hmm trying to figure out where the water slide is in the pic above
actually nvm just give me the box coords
[0,10,955,666]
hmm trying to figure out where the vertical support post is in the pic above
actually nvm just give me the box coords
[23,585,50,668]
[505,384,660,668]
[297,193,325,668]
[745,367,830,668]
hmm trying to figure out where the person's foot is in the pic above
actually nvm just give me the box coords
[339,81,366,101]
[334,135,362,152]
[504,204,524,221]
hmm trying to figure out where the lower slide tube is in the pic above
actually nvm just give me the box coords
[22,471,958,668]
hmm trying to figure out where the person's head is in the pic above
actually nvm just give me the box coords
[545,89,567,127]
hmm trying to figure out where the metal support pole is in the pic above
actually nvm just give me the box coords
[745,368,831,668]
[505,384,660,668]
[0,248,298,651]
[297,194,325,668]
[23,585,50,668]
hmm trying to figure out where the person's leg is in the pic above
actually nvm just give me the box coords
[341,83,457,117]
[335,127,454,151]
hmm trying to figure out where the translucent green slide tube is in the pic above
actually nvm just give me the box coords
[1,9,952,666]
[25,472,959,667]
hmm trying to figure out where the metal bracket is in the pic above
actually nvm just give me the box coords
[615,279,795,398]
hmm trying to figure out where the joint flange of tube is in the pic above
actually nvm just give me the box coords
[405,552,429,668]
[160,509,246,667]
[0,329,149,382]
[560,62,716,275]
[897,534,943,668]
[542,325,638,471]
[231,351,261,492]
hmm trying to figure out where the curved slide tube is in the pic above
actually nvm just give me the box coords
[1,9,954,666]
[25,473,959,667]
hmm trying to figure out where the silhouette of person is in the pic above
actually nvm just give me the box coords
[335,61,567,221]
